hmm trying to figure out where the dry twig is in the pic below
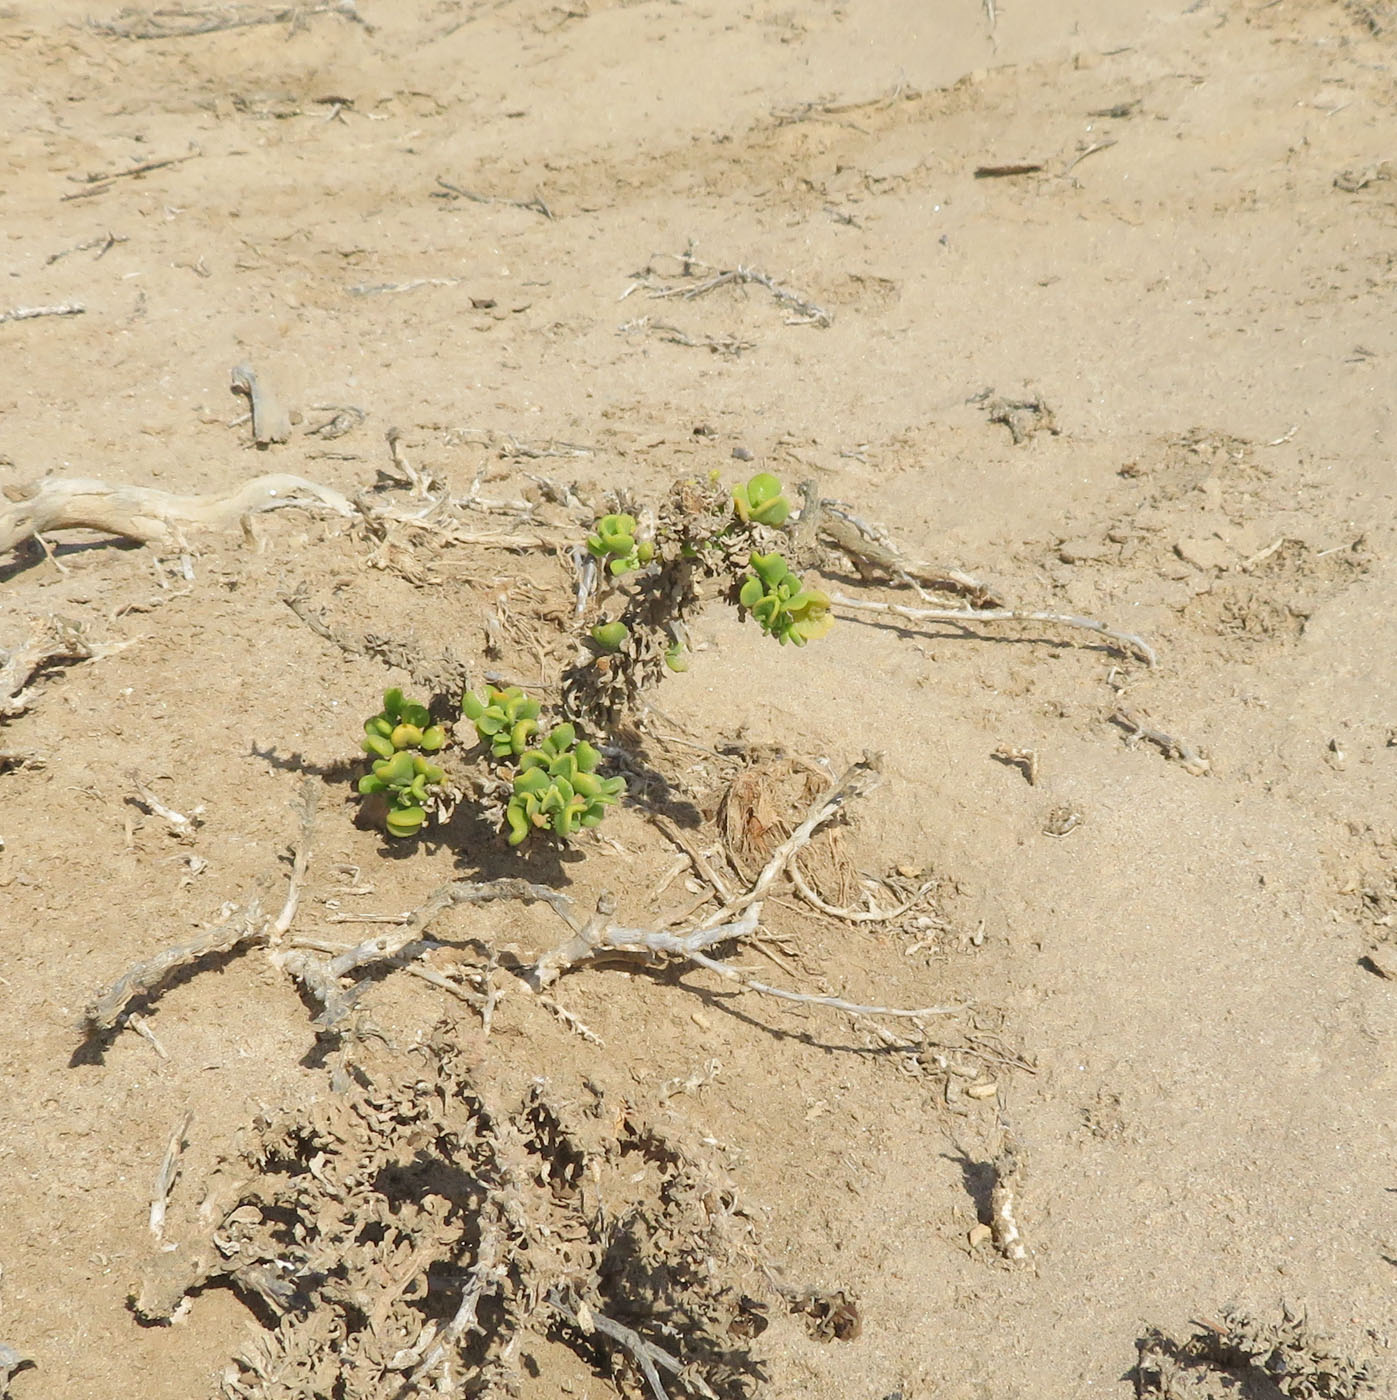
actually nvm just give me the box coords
[0,474,354,554]
[148,1109,193,1239]
[93,2,368,40]
[2,620,129,717]
[831,592,1157,667]
[0,302,85,324]
[229,363,292,447]
[628,251,832,326]
[1111,709,1210,775]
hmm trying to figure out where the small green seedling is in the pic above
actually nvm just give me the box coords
[358,690,447,838]
[738,550,834,645]
[731,472,791,527]
[462,684,542,759]
[361,687,446,759]
[589,620,630,652]
[586,512,654,577]
[506,722,625,845]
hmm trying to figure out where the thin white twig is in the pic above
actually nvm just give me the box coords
[788,863,934,923]
[0,302,85,324]
[149,1109,193,1239]
[831,592,1157,667]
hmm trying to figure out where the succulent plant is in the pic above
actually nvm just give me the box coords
[731,472,791,528]
[361,688,446,760]
[737,550,834,646]
[589,620,630,652]
[505,722,626,845]
[358,749,447,838]
[358,690,448,838]
[586,512,654,577]
[461,684,543,759]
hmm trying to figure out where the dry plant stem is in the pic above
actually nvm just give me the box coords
[1111,709,1211,775]
[128,769,202,837]
[89,784,316,1031]
[547,1292,715,1400]
[2,622,126,717]
[85,900,265,1031]
[638,252,832,326]
[831,592,1157,667]
[93,2,368,39]
[0,302,84,324]
[649,813,735,902]
[0,474,355,553]
[678,944,954,1019]
[269,785,317,941]
[816,499,1004,605]
[788,862,935,923]
[149,1109,193,1239]
[402,1212,507,1391]
[434,175,552,219]
[229,363,292,446]
[704,754,883,927]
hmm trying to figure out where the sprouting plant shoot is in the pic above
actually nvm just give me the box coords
[506,722,625,845]
[461,684,541,759]
[738,550,834,645]
[586,512,654,577]
[730,471,791,527]
[563,469,833,728]
[358,689,447,838]
[358,471,820,841]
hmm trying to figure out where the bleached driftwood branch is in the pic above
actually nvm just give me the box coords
[0,474,355,553]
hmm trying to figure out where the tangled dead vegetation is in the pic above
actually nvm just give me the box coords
[1135,1306,1375,1399]
[135,1027,805,1400]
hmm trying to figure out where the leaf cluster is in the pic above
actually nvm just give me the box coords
[738,550,834,645]
[507,722,625,845]
[358,689,447,837]
[586,512,654,577]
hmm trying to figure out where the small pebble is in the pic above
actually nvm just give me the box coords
[965,1081,998,1100]
[732,445,753,461]
[968,1223,993,1249]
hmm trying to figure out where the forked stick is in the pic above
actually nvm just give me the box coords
[831,592,1157,667]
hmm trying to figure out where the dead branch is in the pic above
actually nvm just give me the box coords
[1110,709,1211,775]
[229,363,292,447]
[84,899,267,1032]
[86,783,317,1032]
[648,812,735,903]
[149,1109,193,1239]
[548,1291,715,1400]
[831,592,1157,667]
[704,754,883,925]
[45,232,127,264]
[93,2,369,40]
[0,302,85,324]
[630,251,832,326]
[269,785,317,940]
[0,474,354,553]
[814,498,1005,605]
[402,1210,508,1388]
[2,619,129,718]
[788,862,934,923]
[128,770,204,839]
[433,175,553,219]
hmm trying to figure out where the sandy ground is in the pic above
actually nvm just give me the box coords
[3,1,1397,1396]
